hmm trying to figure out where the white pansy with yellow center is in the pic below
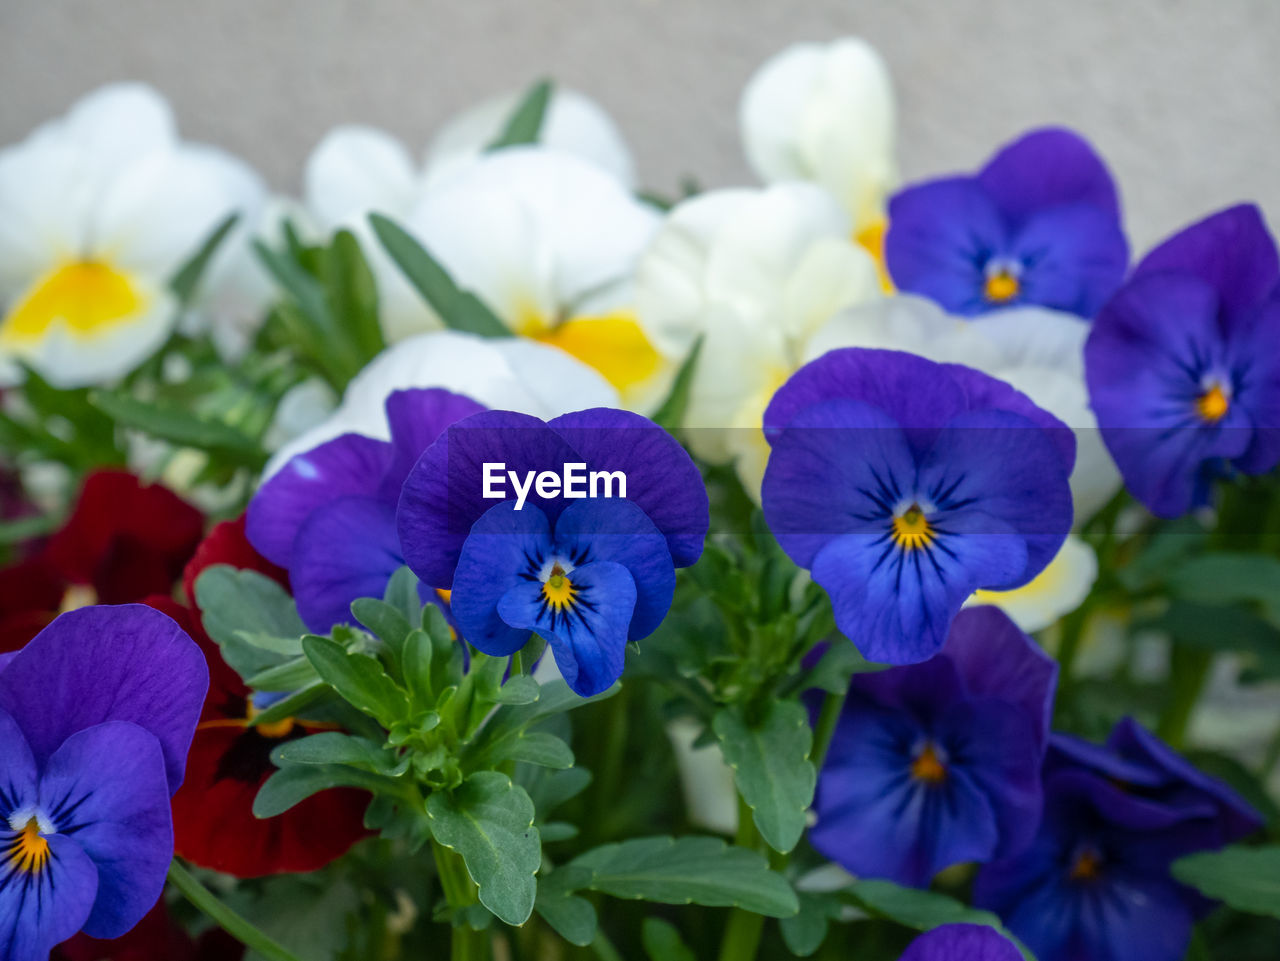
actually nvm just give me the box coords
[264,330,618,479]
[0,84,265,387]
[635,182,882,485]
[399,147,666,410]
[740,37,897,248]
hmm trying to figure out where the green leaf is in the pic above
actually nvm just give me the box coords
[650,336,703,432]
[470,730,575,771]
[254,239,333,334]
[171,212,239,305]
[534,867,597,946]
[245,655,317,692]
[368,214,509,337]
[641,918,697,961]
[714,700,816,853]
[270,732,395,771]
[1166,553,1280,623]
[350,598,412,653]
[844,881,1034,960]
[303,635,410,727]
[324,228,385,360]
[1171,846,1280,919]
[253,764,395,817]
[487,79,553,150]
[232,874,358,961]
[426,771,541,925]
[195,566,308,680]
[383,565,422,623]
[495,675,541,705]
[779,891,842,957]
[1138,601,1280,678]
[90,392,265,467]
[562,836,798,917]
[249,681,330,729]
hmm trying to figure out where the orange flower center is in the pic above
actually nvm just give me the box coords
[1069,847,1104,882]
[1195,382,1230,423]
[984,268,1020,303]
[7,818,50,875]
[892,505,934,551]
[909,742,948,785]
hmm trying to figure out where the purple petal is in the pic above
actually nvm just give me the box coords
[885,178,1009,316]
[1226,297,1280,473]
[1009,204,1129,317]
[378,388,486,501]
[0,605,208,794]
[940,362,1077,469]
[978,127,1122,225]
[0,708,38,814]
[38,721,173,938]
[0,831,98,961]
[1134,204,1279,322]
[248,433,392,567]
[899,924,1025,961]
[943,606,1058,752]
[290,496,405,633]
[548,408,708,568]
[397,410,580,587]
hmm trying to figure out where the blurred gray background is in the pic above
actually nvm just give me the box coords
[2,0,1277,251]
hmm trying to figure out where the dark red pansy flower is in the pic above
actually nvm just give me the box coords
[163,518,370,878]
[54,900,243,961]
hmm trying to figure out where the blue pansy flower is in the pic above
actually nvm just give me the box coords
[396,408,708,696]
[812,607,1056,887]
[1085,204,1280,517]
[899,923,1025,961]
[974,718,1262,961]
[247,388,484,632]
[762,348,1075,663]
[0,604,208,961]
[885,127,1129,318]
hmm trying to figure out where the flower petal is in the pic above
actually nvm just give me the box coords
[0,830,98,961]
[0,707,38,815]
[379,388,486,501]
[977,127,1122,225]
[1010,203,1128,317]
[899,924,1025,961]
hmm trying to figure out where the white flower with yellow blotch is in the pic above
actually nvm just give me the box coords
[0,83,265,387]
[634,182,882,484]
[740,37,897,250]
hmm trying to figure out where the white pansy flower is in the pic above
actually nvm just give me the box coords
[968,535,1099,633]
[0,83,265,387]
[740,37,896,242]
[264,330,618,479]
[635,182,881,484]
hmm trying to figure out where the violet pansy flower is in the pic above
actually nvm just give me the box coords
[812,607,1056,887]
[247,388,484,632]
[396,408,708,696]
[1085,204,1280,517]
[898,924,1025,961]
[0,604,208,961]
[762,348,1075,663]
[885,127,1128,318]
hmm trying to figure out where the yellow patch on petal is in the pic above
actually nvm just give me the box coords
[8,818,50,875]
[1069,847,1103,882]
[542,566,576,610]
[891,505,934,551]
[1195,383,1230,423]
[983,269,1020,304]
[535,311,662,394]
[1,261,148,344]
[909,742,947,786]
[855,217,894,293]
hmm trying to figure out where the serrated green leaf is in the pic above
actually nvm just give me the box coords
[253,764,394,818]
[488,79,553,150]
[641,918,697,961]
[195,566,308,680]
[714,701,815,853]
[534,866,597,946]
[650,336,703,432]
[245,655,317,692]
[426,771,541,925]
[303,635,409,727]
[350,598,412,653]
[1171,846,1280,919]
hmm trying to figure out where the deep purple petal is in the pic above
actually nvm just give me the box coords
[978,127,1122,225]
[397,410,580,587]
[0,708,38,815]
[850,650,966,721]
[1134,204,1280,322]
[552,498,675,640]
[38,721,172,938]
[548,408,708,568]
[451,501,552,657]
[885,177,1009,316]
[899,924,1024,961]
[0,830,98,961]
[939,363,1077,469]
[290,496,404,633]
[248,433,392,567]
[944,606,1058,752]
[378,388,487,502]
[1010,204,1129,317]
[1227,297,1280,473]
[497,560,635,696]
[0,605,207,794]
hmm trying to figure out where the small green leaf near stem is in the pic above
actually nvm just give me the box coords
[167,859,305,961]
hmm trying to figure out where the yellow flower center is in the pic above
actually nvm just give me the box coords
[1069,847,1103,882]
[1195,382,1230,423]
[1,261,147,344]
[8,818,50,875]
[532,310,663,396]
[891,505,934,551]
[909,742,947,785]
[983,268,1020,303]
[855,217,894,293]
[542,564,576,610]
[246,702,297,739]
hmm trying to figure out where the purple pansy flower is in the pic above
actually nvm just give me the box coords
[812,607,1055,887]
[974,718,1262,961]
[761,348,1075,664]
[0,604,208,961]
[885,127,1128,318]
[899,924,1024,961]
[247,388,484,632]
[1085,204,1280,517]
[396,408,708,696]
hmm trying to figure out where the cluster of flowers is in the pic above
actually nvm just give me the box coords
[1,34,1277,961]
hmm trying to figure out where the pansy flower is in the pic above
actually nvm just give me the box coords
[974,718,1262,961]
[762,348,1075,663]
[884,128,1128,318]
[0,83,264,387]
[898,924,1024,961]
[0,604,208,961]
[813,607,1056,886]
[397,408,708,695]
[1085,204,1280,517]
[248,388,484,632]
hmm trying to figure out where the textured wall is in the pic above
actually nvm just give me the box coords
[2,0,1277,251]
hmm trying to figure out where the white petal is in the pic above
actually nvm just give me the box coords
[666,718,738,835]
[967,535,1097,633]
[304,125,421,231]
[805,294,1002,368]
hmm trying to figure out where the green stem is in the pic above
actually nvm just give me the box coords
[167,860,305,961]
[1055,604,1090,690]
[1260,718,1280,780]
[591,929,626,961]
[718,795,767,961]
[432,841,488,961]
[810,690,847,773]
[1157,647,1213,749]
